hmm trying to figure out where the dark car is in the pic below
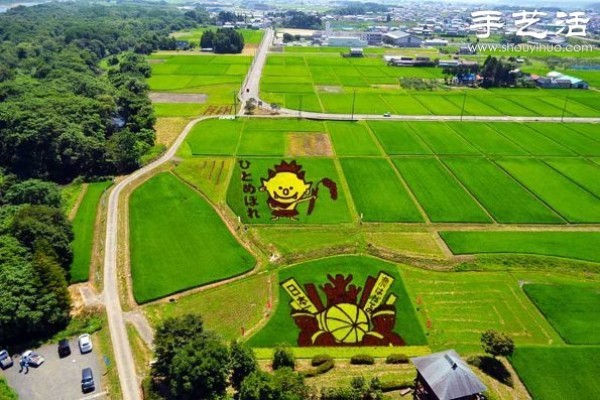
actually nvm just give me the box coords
[58,339,71,358]
[0,350,13,369]
[81,367,95,393]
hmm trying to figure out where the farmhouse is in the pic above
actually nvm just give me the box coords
[535,71,589,89]
[424,38,449,47]
[383,31,423,47]
[327,36,367,47]
[411,350,487,400]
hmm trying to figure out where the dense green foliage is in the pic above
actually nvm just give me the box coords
[229,341,258,392]
[239,368,310,400]
[480,330,514,358]
[272,345,296,370]
[200,28,245,54]
[0,3,203,181]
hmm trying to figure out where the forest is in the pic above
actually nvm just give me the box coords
[0,2,208,344]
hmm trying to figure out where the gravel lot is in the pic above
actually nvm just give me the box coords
[1,336,107,400]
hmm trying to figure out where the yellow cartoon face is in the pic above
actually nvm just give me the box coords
[262,172,311,204]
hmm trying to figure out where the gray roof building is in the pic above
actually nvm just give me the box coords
[411,349,487,400]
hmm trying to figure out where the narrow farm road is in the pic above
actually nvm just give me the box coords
[239,27,274,114]
[103,116,210,400]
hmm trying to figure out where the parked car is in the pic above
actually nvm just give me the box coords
[21,350,44,367]
[383,112,391,117]
[78,334,93,354]
[58,339,71,358]
[81,367,95,393]
[0,350,13,369]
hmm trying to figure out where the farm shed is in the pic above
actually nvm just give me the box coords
[411,349,486,400]
[383,31,423,47]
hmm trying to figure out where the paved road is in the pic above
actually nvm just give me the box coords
[103,116,213,400]
[2,338,106,400]
[241,30,600,123]
[239,28,274,114]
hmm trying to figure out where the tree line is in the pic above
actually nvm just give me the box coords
[200,28,245,54]
[0,2,209,345]
[147,314,386,400]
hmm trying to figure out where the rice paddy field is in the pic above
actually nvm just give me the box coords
[129,172,255,303]
[147,53,252,117]
[181,118,600,225]
[259,51,600,117]
[135,115,600,397]
[171,28,264,45]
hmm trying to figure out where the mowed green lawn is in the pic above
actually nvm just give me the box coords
[440,231,600,264]
[523,283,600,344]
[70,181,111,283]
[510,346,600,400]
[247,255,427,347]
[129,172,255,303]
[260,53,600,116]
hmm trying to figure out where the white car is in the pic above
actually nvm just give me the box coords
[78,334,93,354]
[21,350,45,367]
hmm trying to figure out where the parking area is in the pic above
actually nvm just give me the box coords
[1,336,107,400]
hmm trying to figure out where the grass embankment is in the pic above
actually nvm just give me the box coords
[70,181,111,283]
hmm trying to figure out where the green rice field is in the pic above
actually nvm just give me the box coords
[510,346,600,400]
[147,53,252,117]
[246,255,427,347]
[171,28,264,44]
[440,231,600,264]
[181,118,600,225]
[523,283,600,345]
[129,172,255,303]
[259,52,600,116]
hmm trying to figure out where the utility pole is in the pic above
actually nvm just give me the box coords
[351,89,356,121]
[561,95,569,122]
[299,95,303,119]
[460,92,467,121]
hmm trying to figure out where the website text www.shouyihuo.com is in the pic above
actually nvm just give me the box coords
[466,43,595,53]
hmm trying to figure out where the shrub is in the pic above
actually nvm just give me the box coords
[380,379,414,392]
[302,358,335,377]
[349,354,374,365]
[272,345,295,370]
[481,330,515,358]
[385,353,409,364]
[311,354,332,367]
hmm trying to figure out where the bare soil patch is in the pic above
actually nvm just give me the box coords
[287,133,333,156]
[317,85,343,93]
[203,105,234,115]
[147,59,165,64]
[150,92,207,103]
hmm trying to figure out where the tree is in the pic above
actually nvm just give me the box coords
[9,205,74,271]
[168,333,230,400]
[2,179,62,207]
[0,235,70,344]
[230,340,258,392]
[239,368,309,400]
[153,314,205,377]
[272,345,295,370]
[481,330,515,358]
